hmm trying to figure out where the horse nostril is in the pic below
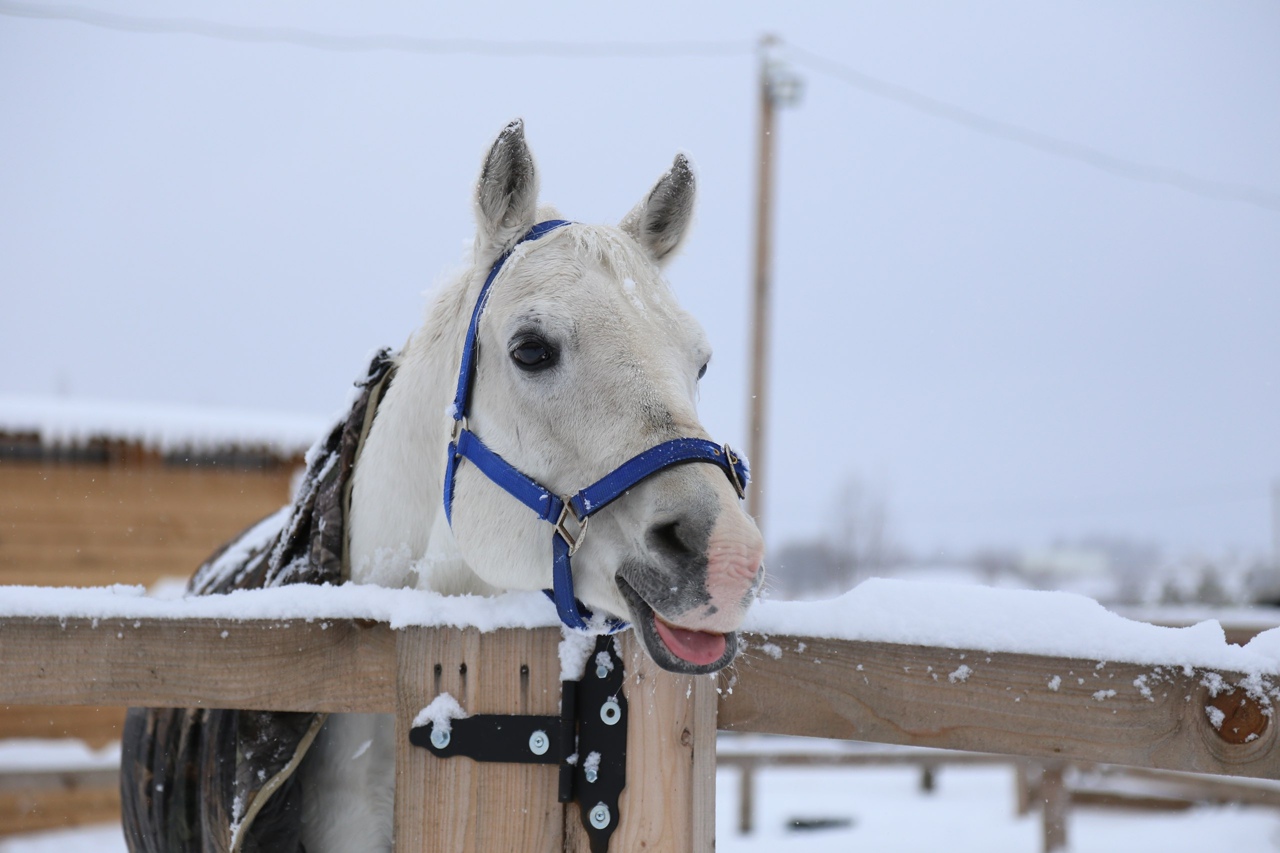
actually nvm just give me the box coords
[647,519,696,563]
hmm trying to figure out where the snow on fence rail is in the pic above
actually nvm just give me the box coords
[0,581,1278,851]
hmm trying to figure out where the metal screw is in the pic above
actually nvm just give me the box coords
[596,664,610,679]
[429,726,450,750]
[528,730,549,756]
[589,803,611,830]
[600,699,621,726]
[585,766,598,783]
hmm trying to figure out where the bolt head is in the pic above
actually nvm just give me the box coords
[429,727,450,750]
[596,664,610,679]
[585,766,598,783]
[589,803,611,829]
[528,730,550,756]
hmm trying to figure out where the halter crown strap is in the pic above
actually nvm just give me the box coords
[443,220,750,633]
[451,219,572,426]
[445,219,571,525]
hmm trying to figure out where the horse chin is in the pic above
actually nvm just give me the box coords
[615,575,738,675]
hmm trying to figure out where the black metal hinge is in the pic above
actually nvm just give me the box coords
[408,635,628,853]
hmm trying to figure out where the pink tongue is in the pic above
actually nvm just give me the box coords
[653,617,727,666]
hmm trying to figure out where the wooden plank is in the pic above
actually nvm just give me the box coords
[0,768,119,794]
[715,749,1013,769]
[564,633,716,852]
[737,761,756,835]
[0,781,121,836]
[0,617,396,713]
[1016,761,1035,815]
[393,626,563,853]
[0,464,291,518]
[0,762,121,837]
[0,705,124,747]
[0,549,214,578]
[0,562,201,589]
[1040,762,1068,852]
[721,749,1280,838]
[0,462,292,590]
[0,532,240,558]
[0,505,280,532]
[689,656,719,852]
[0,545,217,572]
[719,633,1279,780]
[1067,789,1194,812]
[1108,766,1280,807]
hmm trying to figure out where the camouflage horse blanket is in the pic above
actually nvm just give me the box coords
[120,350,396,853]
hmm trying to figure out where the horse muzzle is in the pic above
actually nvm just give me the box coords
[616,509,764,675]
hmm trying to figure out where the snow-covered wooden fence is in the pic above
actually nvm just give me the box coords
[0,581,1277,851]
[0,616,716,851]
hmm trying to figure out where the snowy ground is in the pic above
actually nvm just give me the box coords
[715,764,1280,852]
[4,762,1277,852]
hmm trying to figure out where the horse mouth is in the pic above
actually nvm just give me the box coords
[616,576,738,674]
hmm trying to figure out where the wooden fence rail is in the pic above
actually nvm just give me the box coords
[0,617,716,852]
[721,633,1276,780]
[717,747,1280,839]
[1,614,1275,851]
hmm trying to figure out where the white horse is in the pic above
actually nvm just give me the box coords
[294,121,765,852]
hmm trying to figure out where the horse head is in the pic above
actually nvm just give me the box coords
[442,121,765,674]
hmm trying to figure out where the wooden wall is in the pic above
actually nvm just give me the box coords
[0,454,299,833]
[0,458,296,589]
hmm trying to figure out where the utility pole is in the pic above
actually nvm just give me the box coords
[1272,478,1280,570]
[745,35,802,534]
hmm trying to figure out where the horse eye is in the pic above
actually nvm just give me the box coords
[697,362,708,380]
[510,338,558,371]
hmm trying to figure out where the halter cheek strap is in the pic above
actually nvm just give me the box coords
[444,220,750,632]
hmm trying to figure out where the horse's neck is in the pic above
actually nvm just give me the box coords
[347,272,497,595]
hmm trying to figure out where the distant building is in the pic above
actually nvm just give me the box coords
[0,395,326,591]
[0,396,327,793]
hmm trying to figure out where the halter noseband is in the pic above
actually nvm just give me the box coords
[443,220,751,632]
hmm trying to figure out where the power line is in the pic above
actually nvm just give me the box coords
[787,45,1280,215]
[4,1,1278,214]
[0,1,752,57]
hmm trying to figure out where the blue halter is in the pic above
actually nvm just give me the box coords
[443,220,750,631]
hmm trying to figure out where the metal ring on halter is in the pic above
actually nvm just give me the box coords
[722,444,745,499]
[554,501,589,556]
[450,417,468,446]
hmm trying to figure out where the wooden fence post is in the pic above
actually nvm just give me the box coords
[1015,761,1037,816]
[1040,762,1068,853]
[391,627,718,853]
[738,759,757,835]
[393,626,564,852]
[564,632,718,852]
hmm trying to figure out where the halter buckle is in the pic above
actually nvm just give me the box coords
[555,501,589,556]
[722,444,746,499]
[450,416,469,446]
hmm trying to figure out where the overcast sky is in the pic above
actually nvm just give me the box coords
[2,0,1278,561]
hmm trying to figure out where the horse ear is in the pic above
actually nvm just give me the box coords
[620,153,696,265]
[474,119,540,261]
